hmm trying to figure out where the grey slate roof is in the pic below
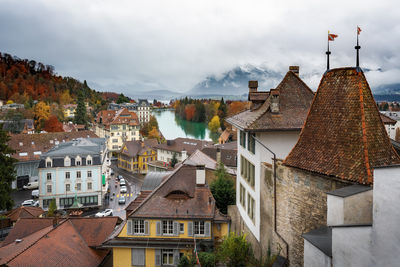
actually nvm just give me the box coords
[302,226,332,257]
[141,172,172,191]
[326,185,372,198]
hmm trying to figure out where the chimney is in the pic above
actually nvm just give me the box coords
[289,66,299,76]
[196,165,206,186]
[216,147,221,163]
[270,89,280,113]
[181,150,188,161]
[248,80,258,93]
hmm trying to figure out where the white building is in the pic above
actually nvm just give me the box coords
[38,138,109,210]
[303,165,400,267]
[137,99,152,123]
[226,66,315,241]
[380,111,400,139]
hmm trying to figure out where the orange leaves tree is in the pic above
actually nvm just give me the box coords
[44,115,64,132]
[184,104,196,121]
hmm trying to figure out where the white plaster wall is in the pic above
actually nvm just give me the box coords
[343,190,373,225]
[157,149,182,163]
[372,167,400,266]
[332,226,372,267]
[303,240,331,267]
[327,195,344,226]
[257,131,301,163]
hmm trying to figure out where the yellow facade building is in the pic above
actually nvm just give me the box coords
[118,139,158,174]
[103,164,230,266]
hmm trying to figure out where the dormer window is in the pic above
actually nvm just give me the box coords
[86,155,92,165]
[64,156,71,167]
[166,190,189,199]
[46,157,52,168]
[76,156,81,166]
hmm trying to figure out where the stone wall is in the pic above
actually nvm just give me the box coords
[274,161,352,267]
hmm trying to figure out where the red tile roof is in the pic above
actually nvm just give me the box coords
[6,207,44,223]
[155,138,214,155]
[0,217,119,267]
[380,113,397,125]
[95,108,139,130]
[120,139,157,158]
[284,68,400,184]
[226,70,314,131]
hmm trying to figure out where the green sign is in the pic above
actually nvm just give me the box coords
[102,174,106,185]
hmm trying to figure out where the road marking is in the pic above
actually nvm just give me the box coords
[117,194,119,197]
[130,193,133,197]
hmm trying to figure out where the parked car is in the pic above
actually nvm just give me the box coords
[120,186,127,193]
[118,196,126,204]
[110,170,114,176]
[120,179,126,186]
[22,199,39,207]
[95,209,113,217]
[23,182,39,190]
[117,175,123,181]
[31,189,39,198]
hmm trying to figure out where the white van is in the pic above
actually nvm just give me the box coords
[31,189,39,198]
[23,182,39,190]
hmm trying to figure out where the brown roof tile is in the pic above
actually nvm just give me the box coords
[8,131,98,162]
[284,68,400,184]
[96,108,139,129]
[129,165,224,220]
[226,70,314,131]
[155,138,214,155]
[121,139,157,158]
[6,207,44,223]
[380,113,397,125]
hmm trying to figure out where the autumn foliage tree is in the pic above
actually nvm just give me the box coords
[34,101,50,131]
[184,104,196,121]
[44,115,64,132]
[208,115,220,132]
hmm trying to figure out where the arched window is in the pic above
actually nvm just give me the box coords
[86,155,92,165]
[64,156,71,167]
[45,157,52,168]
[75,156,82,166]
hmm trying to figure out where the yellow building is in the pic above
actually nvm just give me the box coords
[63,104,77,119]
[118,139,158,174]
[103,165,230,266]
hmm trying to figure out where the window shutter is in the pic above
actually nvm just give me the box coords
[132,248,145,266]
[144,220,149,235]
[173,221,179,236]
[156,221,161,236]
[139,249,145,266]
[205,221,211,237]
[127,220,132,235]
[173,249,180,266]
[188,221,193,236]
[155,249,161,266]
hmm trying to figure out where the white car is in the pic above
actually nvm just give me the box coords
[22,199,39,207]
[120,179,126,186]
[118,196,126,205]
[120,186,127,193]
[95,209,113,217]
[31,190,39,198]
[23,182,39,190]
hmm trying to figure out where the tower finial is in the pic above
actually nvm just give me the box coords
[355,26,362,68]
[327,31,338,71]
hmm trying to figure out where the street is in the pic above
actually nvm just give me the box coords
[105,164,144,220]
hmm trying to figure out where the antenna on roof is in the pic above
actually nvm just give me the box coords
[326,31,338,71]
[355,26,362,69]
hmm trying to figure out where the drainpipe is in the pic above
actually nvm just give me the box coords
[253,136,289,262]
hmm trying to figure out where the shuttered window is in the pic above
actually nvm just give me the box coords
[240,156,255,188]
[131,248,145,266]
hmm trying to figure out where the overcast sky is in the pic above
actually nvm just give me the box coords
[0,0,399,95]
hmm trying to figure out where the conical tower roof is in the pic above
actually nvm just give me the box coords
[284,67,400,184]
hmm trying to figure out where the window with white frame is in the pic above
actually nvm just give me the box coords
[162,220,174,235]
[64,156,71,167]
[86,155,92,165]
[162,249,174,265]
[65,172,70,179]
[240,155,255,188]
[179,223,184,234]
[87,171,92,178]
[247,193,255,221]
[133,220,145,234]
[76,183,81,191]
[194,221,205,235]
[76,156,81,166]
[47,173,52,181]
[46,157,52,167]
[47,184,52,193]
[240,183,246,207]
[77,171,81,179]
[66,184,70,192]
[87,182,92,190]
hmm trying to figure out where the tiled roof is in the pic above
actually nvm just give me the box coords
[184,149,236,175]
[1,218,55,247]
[6,207,44,223]
[125,190,152,215]
[155,138,214,155]
[201,147,237,167]
[284,68,400,185]
[0,217,119,266]
[8,131,98,162]
[380,113,397,125]
[121,139,157,158]
[95,108,139,129]
[226,70,314,131]
[129,165,228,221]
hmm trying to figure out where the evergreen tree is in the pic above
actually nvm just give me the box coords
[218,97,228,130]
[74,90,87,126]
[116,93,130,104]
[0,125,17,210]
[171,152,178,167]
[210,161,235,214]
[47,199,57,217]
